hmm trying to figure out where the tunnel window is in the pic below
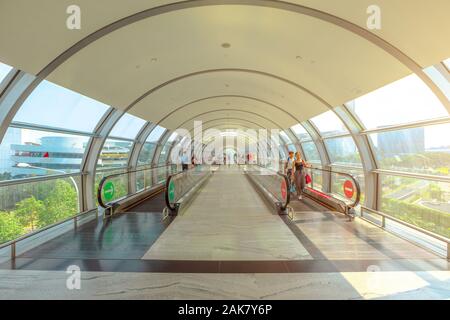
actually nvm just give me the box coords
[167,132,178,143]
[0,62,13,83]
[109,113,146,140]
[286,144,296,153]
[443,58,450,71]
[380,174,450,238]
[137,125,167,165]
[97,139,133,170]
[137,143,157,166]
[291,124,312,141]
[157,132,177,165]
[330,166,365,206]
[310,111,348,137]
[0,174,81,244]
[279,131,292,144]
[0,127,89,182]
[369,123,450,176]
[146,125,166,143]
[423,65,450,101]
[347,74,448,130]
[13,80,110,133]
[301,141,321,164]
[324,136,362,167]
[158,143,172,165]
[279,146,287,160]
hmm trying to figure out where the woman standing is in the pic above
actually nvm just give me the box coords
[294,152,308,200]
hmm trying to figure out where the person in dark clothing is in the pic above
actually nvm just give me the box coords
[294,152,308,200]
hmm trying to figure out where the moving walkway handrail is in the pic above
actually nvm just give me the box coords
[97,164,175,208]
[304,166,361,208]
[165,166,211,212]
[248,164,291,211]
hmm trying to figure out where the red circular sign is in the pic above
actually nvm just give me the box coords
[281,179,287,200]
[343,180,354,198]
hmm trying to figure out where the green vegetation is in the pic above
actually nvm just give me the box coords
[0,212,23,243]
[0,179,78,244]
[380,152,450,175]
[382,198,450,238]
[382,178,450,238]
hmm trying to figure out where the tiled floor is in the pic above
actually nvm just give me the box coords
[0,269,448,300]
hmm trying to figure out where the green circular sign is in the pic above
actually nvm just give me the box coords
[103,181,115,201]
[168,180,175,203]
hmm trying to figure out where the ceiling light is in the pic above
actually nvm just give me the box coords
[220,131,238,137]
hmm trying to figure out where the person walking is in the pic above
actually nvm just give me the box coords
[294,152,308,200]
[181,151,189,171]
[285,151,295,192]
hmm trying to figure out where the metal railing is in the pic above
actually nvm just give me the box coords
[97,164,177,209]
[165,165,212,214]
[245,165,290,212]
[360,206,450,259]
[0,208,96,260]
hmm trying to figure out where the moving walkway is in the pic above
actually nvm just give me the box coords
[97,163,361,222]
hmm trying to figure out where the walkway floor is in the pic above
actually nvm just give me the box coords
[142,166,310,260]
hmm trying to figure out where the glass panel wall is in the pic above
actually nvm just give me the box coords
[0,128,89,181]
[310,110,348,137]
[380,174,450,238]
[290,124,311,141]
[347,74,448,129]
[0,62,13,83]
[330,166,365,205]
[158,143,172,165]
[109,113,146,139]
[97,139,133,170]
[137,143,157,166]
[423,65,450,101]
[301,141,321,164]
[0,175,81,244]
[369,123,450,176]
[443,58,450,71]
[286,144,296,152]
[13,80,110,133]
[94,168,127,206]
[279,131,292,144]
[0,77,114,245]
[146,125,166,143]
[136,126,167,166]
[324,136,362,167]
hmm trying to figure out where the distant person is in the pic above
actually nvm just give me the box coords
[285,151,295,189]
[294,152,308,200]
[181,152,189,171]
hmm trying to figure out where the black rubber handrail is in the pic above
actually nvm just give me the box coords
[97,164,173,208]
[253,164,291,210]
[164,167,208,211]
[304,166,361,208]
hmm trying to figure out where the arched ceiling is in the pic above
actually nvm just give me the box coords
[1,0,449,131]
[157,95,296,129]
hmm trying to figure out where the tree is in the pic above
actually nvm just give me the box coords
[428,183,443,202]
[0,211,23,244]
[14,196,45,231]
[38,180,78,228]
